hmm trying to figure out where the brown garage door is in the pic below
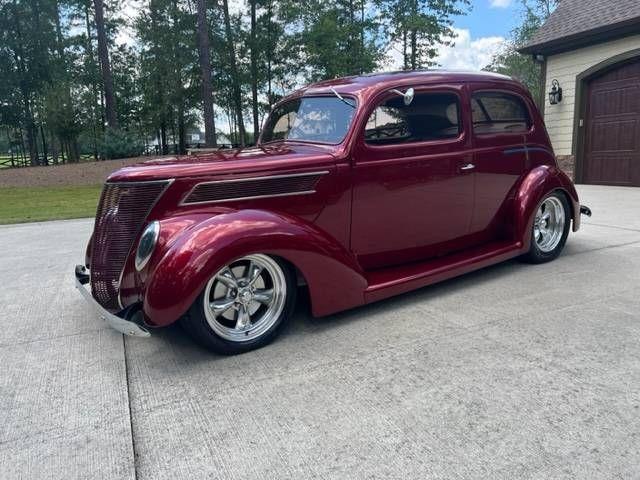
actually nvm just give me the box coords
[583,57,640,186]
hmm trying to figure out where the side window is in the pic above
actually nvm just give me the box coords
[271,111,298,140]
[365,92,461,145]
[472,92,531,135]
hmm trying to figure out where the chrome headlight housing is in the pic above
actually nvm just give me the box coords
[135,221,160,271]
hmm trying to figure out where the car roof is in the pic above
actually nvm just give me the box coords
[293,70,515,97]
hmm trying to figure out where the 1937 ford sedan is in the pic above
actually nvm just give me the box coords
[75,71,591,354]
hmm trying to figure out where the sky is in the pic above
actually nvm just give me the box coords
[427,0,522,71]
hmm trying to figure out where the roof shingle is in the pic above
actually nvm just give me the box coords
[520,0,640,55]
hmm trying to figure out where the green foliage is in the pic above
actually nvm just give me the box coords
[377,0,471,70]
[485,1,561,106]
[98,128,144,159]
[1,0,472,164]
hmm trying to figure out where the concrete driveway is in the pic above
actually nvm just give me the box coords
[1,185,639,479]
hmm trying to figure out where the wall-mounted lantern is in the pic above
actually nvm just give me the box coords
[548,79,563,105]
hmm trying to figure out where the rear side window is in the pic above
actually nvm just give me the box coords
[365,92,461,145]
[472,92,531,135]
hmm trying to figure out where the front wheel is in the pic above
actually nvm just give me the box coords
[181,254,296,354]
[521,192,570,264]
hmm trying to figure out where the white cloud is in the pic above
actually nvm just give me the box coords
[489,0,512,8]
[436,28,505,70]
[383,28,505,72]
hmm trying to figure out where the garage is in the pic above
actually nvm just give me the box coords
[519,0,640,186]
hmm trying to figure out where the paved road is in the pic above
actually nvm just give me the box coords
[1,185,639,479]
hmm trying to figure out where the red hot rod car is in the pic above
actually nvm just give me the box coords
[75,70,591,354]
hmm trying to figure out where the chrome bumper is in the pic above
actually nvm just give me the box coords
[74,265,150,337]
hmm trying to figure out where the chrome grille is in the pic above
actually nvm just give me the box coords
[90,181,169,311]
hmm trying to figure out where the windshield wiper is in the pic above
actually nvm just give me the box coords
[330,87,355,108]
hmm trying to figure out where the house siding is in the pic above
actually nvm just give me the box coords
[543,34,640,178]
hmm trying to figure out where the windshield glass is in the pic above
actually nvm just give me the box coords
[261,96,356,145]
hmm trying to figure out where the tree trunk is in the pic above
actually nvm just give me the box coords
[410,0,417,70]
[250,0,259,143]
[160,122,168,155]
[51,135,59,165]
[11,2,38,165]
[68,138,80,163]
[402,30,407,70]
[266,0,273,109]
[221,0,245,147]
[40,124,48,165]
[93,0,118,129]
[196,0,217,147]
[53,0,66,60]
[21,91,38,166]
[410,28,417,70]
[84,1,101,152]
[54,0,80,162]
[177,107,186,154]
[360,0,365,74]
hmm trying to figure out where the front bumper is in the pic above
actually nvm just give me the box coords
[74,265,151,337]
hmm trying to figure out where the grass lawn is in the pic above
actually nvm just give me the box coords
[0,185,102,224]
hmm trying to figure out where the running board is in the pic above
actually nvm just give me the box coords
[364,241,524,304]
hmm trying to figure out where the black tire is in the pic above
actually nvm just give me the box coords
[521,191,571,264]
[181,255,297,355]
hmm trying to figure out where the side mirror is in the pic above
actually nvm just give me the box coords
[404,88,414,106]
[389,88,415,106]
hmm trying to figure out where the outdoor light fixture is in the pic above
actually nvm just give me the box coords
[549,79,563,105]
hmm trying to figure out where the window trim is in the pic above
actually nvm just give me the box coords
[360,87,467,151]
[470,89,535,137]
[260,93,359,146]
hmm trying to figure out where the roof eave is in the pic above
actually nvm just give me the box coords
[518,17,640,56]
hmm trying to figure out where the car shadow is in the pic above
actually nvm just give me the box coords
[287,258,526,335]
[145,257,528,361]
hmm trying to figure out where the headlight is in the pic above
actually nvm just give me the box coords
[135,221,160,271]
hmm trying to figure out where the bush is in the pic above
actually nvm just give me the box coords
[98,128,144,159]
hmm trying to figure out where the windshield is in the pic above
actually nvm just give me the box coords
[261,96,356,145]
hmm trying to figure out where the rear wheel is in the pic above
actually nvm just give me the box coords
[521,192,570,264]
[181,254,296,354]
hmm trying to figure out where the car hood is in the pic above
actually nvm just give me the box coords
[107,142,339,182]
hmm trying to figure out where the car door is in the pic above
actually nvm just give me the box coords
[350,85,475,270]
[469,87,531,237]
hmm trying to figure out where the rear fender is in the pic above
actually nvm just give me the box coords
[143,210,366,326]
[514,165,580,251]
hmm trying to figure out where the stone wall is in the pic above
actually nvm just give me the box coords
[556,155,575,180]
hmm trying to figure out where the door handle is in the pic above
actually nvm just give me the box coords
[460,163,475,171]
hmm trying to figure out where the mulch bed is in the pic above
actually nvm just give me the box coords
[0,156,164,188]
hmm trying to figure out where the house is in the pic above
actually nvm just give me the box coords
[520,0,640,187]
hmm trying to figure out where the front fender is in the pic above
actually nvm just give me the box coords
[514,165,580,252]
[142,210,367,326]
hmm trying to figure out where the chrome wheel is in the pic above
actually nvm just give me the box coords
[533,196,565,253]
[203,254,287,342]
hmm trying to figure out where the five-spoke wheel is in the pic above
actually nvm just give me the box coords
[204,254,286,342]
[181,254,296,354]
[522,191,570,263]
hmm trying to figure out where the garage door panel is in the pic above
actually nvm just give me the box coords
[589,119,638,153]
[590,83,639,117]
[585,154,634,185]
[583,57,640,187]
